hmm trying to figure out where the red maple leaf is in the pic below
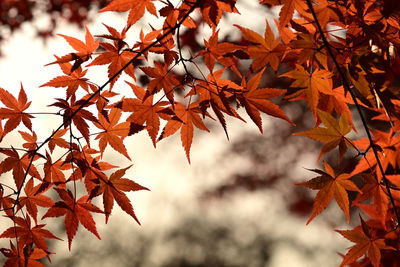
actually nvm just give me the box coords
[42,188,103,250]
[47,26,99,73]
[93,108,131,160]
[99,0,158,27]
[90,166,149,223]
[0,215,61,251]
[158,102,210,163]
[40,61,97,99]
[49,95,97,144]
[296,162,361,224]
[0,241,49,267]
[0,148,41,190]
[88,24,140,89]
[118,82,168,147]
[336,217,393,267]
[0,84,33,135]
[18,178,54,223]
[239,68,294,132]
[140,61,180,103]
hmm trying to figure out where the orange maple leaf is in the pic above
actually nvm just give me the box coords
[120,82,168,147]
[140,61,180,103]
[282,65,332,117]
[0,84,33,135]
[42,188,103,250]
[0,215,61,252]
[48,128,70,153]
[93,108,131,160]
[239,68,294,132]
[158,102,210,163]
[294,109,353,161]
[88,24,140,89]
[296,162,361,224]
[199,0,239,28]
[336,217,393,267]
[90,166,149,223]
[277,0,308,29]
[191,68,244,138]
[235,20,281,72]
[18,130,38,151]
[47,25,99,73]
[18,178,54,223]
[99,0,158,27]
[41,62,97,99]
[352,174,391,228]
[351,130,400,179]
[197,29,243,75]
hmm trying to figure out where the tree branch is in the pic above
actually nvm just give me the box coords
[305,0,400,227]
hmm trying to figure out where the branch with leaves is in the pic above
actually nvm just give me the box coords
[1,0,400,266]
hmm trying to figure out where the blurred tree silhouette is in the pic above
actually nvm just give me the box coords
[0,0,108,54]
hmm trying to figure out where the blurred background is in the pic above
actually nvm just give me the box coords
[0,1,354,266]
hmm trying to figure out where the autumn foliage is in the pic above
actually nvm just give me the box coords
[1,0,400,266]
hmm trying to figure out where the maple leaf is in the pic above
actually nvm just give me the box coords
[49,95,97,144]
[294,109,353,161]
[352,174,390,228]
[191,68,244,138]
[336,217,393,267]
[134,29,163,59]
[159,1,196,33]
[19,178,54,223]
[0,148,40,189]
[0,241,48,267]
[282,65,332,117]
[199,0,239,28]
[277,0,308,29]
[158,102,210,163]
[119,82,168,147]
[0,215,61,251]
[99,0,158,27]
[140,61,180,103]
[43,151,69,186]
[351,130,400,179]
[296,162,361,224]
[40,62,97,99]
[235,20,281,72]
[47,26,99,73]
[291,33,329,69]
[19,130,38,151]
[48,128,70,153]
[42,188,103,250]
[238,68,294,132]
[88,24,139,89]
[91,166,149,223]
[0,84,34,135]
[197,29,243,75]
[93,108,131,160]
